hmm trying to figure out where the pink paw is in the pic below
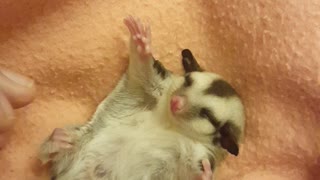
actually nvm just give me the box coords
[124,16,152,58]
[49,128,73,151]
[196,160,213,180]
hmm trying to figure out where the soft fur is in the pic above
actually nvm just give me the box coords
[39,17,245,180]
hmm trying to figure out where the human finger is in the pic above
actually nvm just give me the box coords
[0,69,36,109]
[0,91,14,132]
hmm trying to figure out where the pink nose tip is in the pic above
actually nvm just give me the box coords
[170,95,186,114]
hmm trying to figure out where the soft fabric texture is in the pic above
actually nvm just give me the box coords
[0,0,319,179]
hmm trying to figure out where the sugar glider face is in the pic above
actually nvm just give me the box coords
[169,49,245,156]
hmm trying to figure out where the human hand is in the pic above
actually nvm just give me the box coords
[196,159,213,180]
[0,68,36,146]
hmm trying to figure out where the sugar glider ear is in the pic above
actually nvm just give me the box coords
[181,49,203,73]
[219,122,241,156]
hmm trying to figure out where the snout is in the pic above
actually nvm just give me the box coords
[170,95,187,115]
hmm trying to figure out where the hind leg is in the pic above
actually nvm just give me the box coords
[196,160,213,180]
[39,128,75,164]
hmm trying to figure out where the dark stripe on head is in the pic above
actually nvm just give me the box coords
[205,79,236,97]
[199,108,220,128]
[183,74,193,87]
[153,60,167,79]
[51,177,56,180]
[181,49,203,73]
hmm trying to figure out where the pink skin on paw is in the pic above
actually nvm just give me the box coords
[124,16,152,59]
[50,128,73,150]
[195,159,213,180]
[170,95,187,115]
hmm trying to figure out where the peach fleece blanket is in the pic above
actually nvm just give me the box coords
[0,0,319,180]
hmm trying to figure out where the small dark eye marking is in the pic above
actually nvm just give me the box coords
[153,59,168,79]
[199,108,220,128]
[183,74,193,87]
[205,79,236,97]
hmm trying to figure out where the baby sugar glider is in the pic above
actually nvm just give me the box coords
[39,16,245,180]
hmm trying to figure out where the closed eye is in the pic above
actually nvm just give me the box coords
[199,108,210,119]
[199,108,220,128]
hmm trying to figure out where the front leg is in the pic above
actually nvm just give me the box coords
[124,16,170,96]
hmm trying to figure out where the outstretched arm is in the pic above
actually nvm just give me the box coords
[124,16,170,96]
[39,16,169,165]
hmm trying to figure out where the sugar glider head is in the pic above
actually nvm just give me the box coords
[169,49,245,156]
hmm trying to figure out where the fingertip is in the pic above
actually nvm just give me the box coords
[129,16,135,25]
[0,69,36,109]
[145,45,151,54]
[124,15,131,21]
[124,16,131,26]
[12,82,36,109]
[1,69,34,88]
[132,36,137,41]
[0,92,14,132]
[124,20,134,35]
[136,18,143,33]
